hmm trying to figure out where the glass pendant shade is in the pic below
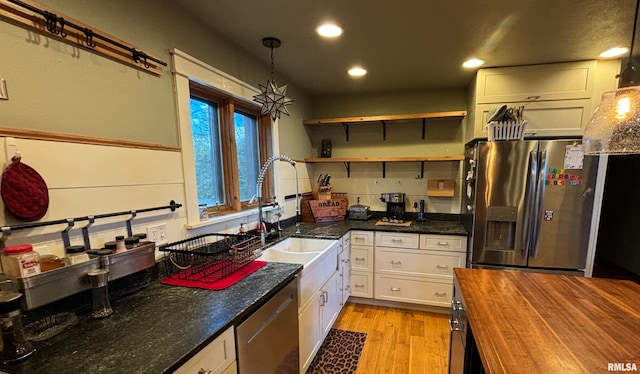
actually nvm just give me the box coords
[583,86,640,155]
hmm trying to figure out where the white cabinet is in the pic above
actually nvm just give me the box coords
[374,232,467,307]
[299,270,342,373]
[350,230,374,298]
[465,60,620,143]
[174,326,237,374]
[339,233,351,305]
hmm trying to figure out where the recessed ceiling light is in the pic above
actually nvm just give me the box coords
[316,24,343,38]
[348,67,367,77]
[599,47,629,59]
[463,58,485,68]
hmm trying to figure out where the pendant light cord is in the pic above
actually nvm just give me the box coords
[270,46,275,83]
[631,0,639,57]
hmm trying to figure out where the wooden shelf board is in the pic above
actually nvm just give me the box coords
[303,111,467,125]
[302,156,464,163]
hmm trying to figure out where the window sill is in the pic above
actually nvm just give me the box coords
[185,205,275,230]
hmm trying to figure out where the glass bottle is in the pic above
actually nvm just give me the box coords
[87,269,112,319]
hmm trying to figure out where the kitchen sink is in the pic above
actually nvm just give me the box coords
[259,250,318,264]
[266,237,334,253]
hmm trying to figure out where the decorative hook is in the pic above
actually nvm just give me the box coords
[58,17,66,37]
[84,28,96,47]
[132,49,149,68]
[61,218,75,248]
[43,11,59,34]
[81,216,95,250]
[126,211,137,238]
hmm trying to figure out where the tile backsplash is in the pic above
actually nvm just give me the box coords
[307,160,462,214]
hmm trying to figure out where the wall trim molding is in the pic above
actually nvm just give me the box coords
[0,127,181,152]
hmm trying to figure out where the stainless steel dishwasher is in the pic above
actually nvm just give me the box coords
[236,278,299,374]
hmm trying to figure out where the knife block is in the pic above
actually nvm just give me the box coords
[312,182,331,200]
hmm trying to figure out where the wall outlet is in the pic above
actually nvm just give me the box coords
[146,223,168,245]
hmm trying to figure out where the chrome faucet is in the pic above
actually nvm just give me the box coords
[256,154,300,244]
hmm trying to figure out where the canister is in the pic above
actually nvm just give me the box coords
[0,245,41,278]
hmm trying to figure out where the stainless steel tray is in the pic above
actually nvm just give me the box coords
[16,258,101,310]
[12,242,156,310]
[102,242,156,281]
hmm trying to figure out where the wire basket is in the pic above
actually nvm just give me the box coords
[159,233,262,283]
[488,120,528,141]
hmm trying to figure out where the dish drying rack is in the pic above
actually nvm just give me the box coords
[488,120,528,141]
[159,233,262,283]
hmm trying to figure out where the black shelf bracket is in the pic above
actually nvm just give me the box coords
[343,162,351,178]
[342,123,350,142]
[420,161,425,179]
[382,121,387,141]
[422,118,426,140]
[382,162,387,178]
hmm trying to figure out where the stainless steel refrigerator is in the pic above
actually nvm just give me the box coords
[463,140,598,274]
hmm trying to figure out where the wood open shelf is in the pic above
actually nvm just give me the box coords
[299,156,464,178]
[303,111,467,141]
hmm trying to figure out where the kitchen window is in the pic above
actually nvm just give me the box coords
[189,81,273,216]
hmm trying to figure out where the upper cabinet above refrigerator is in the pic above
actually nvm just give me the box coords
[464,60,621,144]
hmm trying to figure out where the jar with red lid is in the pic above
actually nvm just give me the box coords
[1,244,41,278]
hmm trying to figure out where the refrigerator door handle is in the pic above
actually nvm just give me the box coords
[521,150,538,257]
[530,149,548,258]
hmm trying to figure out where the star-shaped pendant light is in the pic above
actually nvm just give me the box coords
[253,37,294,121]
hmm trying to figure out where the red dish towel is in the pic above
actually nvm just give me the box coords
[161,261,267,290]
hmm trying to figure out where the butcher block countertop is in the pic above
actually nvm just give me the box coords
[454,268,640,373]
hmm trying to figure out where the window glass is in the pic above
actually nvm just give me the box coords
[234,111,260,201]
[190,98,225,206]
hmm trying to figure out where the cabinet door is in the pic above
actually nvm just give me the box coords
[175,327,236,374]
[321,271,342,337]
[299,290,323,373]
[476,61,596,103]
[340,245,351,305]
[474,99,593,139]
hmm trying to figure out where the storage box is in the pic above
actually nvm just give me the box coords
[301,193,348,223]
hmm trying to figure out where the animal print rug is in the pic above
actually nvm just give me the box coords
[306,328,367,374]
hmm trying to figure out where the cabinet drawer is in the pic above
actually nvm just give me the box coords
[476,61,595,103]
[375,232,419,249]
[474,99,592,139]
[376,248,465,279]
[374,274,452,307]
[351,271,373,298]
[175,326,236,374]
[351,230,374,246]
[351,245,373,272]
[419,235,467,252]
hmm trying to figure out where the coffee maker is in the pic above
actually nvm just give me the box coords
[380,193,406,222]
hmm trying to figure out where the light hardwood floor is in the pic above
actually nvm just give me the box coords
[332,302,450,374]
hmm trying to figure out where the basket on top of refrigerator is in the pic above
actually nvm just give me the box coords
[486,104,528,141]
[159,233,262,283]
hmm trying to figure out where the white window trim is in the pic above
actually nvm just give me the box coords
[170,48,279,226]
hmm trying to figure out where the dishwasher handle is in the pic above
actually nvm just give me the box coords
[247,294,294,344]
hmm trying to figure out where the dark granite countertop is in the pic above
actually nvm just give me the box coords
[1,214,465,373]
[1,262,301,374]
[278,213,468,239]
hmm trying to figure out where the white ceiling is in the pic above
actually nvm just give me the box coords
[174,0,636,96]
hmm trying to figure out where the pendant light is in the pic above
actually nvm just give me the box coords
[253,37,294,121]
[583,0,640,155]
